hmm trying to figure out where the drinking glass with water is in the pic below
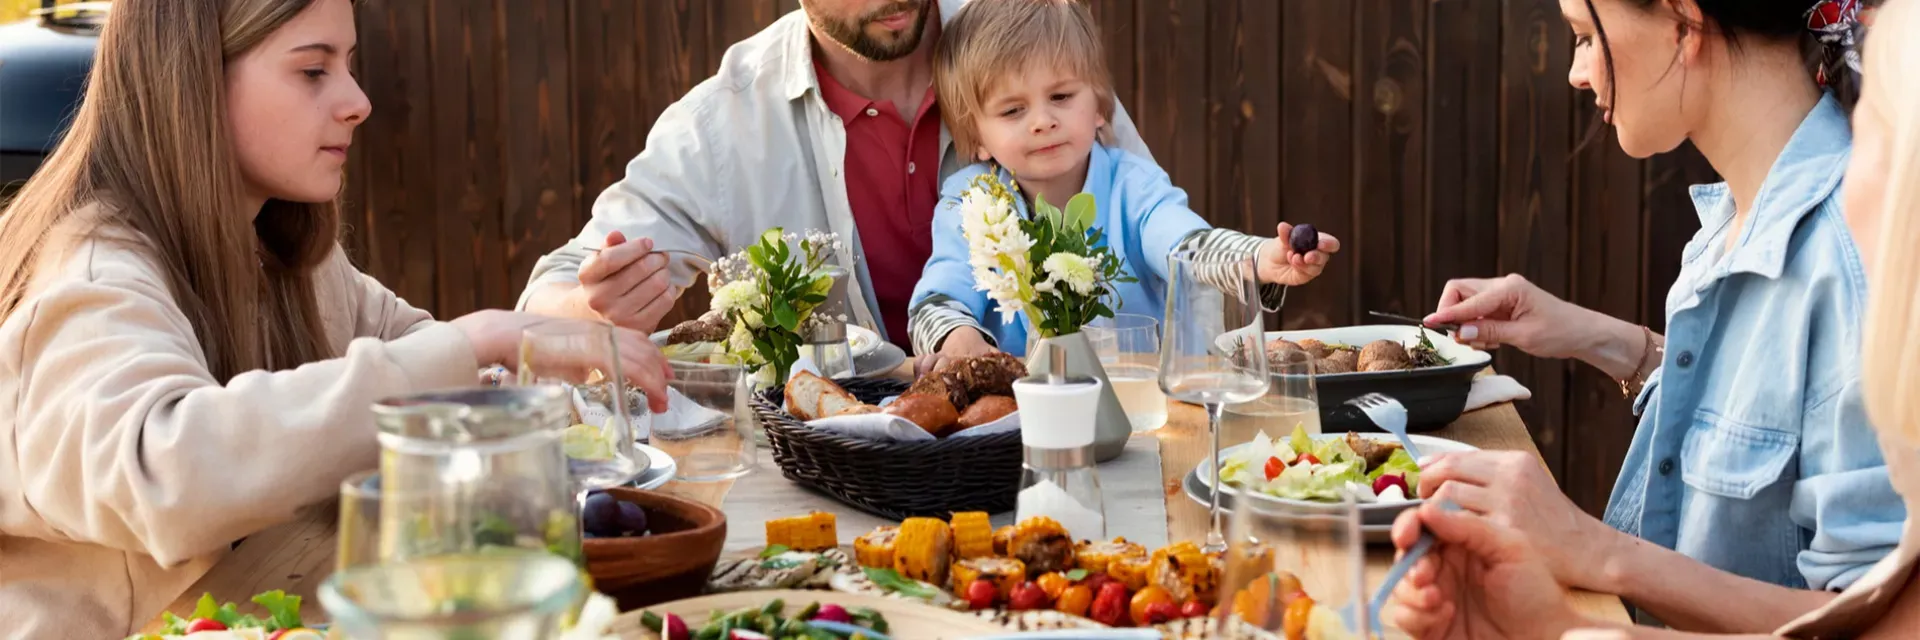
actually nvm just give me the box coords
[646,360,757,482]
[1223,348,1321,447]
[1086,313,1167,433]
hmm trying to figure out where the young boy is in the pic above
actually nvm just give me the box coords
[909,0,1339,364]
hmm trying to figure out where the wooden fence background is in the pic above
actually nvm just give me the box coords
[339,0,1717,515]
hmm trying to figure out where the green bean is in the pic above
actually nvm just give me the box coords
[794,601,821,621]
[760,598,786,617]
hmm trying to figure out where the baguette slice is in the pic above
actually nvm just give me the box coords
[785,370,865,421]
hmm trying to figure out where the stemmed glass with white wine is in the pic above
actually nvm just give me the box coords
[1159,251,1270,553]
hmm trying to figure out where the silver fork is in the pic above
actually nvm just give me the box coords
[1349,392,1420,460]
[585,246,712,272]
[1348,392,1442,634]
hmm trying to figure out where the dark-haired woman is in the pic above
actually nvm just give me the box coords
[1395,0,1905,634]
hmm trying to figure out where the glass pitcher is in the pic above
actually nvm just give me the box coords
[371,386,583,565]
[319,548,585,640]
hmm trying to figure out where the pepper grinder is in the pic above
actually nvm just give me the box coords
[1012,343,1106,540]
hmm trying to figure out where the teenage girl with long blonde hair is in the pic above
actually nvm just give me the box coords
[0,1,670,636]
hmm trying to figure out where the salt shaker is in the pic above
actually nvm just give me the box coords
[1013,343,1106,540]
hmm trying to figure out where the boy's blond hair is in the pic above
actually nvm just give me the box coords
[934,0,1116,162]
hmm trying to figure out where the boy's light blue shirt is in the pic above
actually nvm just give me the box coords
[910,142,1215,356]
[1603,94,1905,592]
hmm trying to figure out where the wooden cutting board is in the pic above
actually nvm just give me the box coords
[609,589,1008,639]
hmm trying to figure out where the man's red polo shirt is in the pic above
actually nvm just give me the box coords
[813,59,942,348]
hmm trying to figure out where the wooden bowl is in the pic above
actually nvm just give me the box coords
[583,487,726,610]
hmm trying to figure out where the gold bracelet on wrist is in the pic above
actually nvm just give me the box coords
[1618,325,1662,400]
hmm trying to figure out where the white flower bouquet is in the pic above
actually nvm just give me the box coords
[958,173,1135,338]
[706,227,845,382]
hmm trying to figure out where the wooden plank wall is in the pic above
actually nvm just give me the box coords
[339,0,1715,516]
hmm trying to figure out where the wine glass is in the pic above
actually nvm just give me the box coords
[516,321,642,490]
[1213,494,1370,639]
[1159,250,1270,552]
[1224,348,1321,447]
[650,360,757,481]
[1085,313,1167,432]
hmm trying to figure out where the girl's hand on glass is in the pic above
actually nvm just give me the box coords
[450,310,672,413]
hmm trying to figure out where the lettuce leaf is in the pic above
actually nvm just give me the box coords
[1311,435,1362,468]
[157,591,296,632]
[1366,448,1422,494]
[1287,424,1314,460]
[1265,460,1368,501]
[251,590,304,630]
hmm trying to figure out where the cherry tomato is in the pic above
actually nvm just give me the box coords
[1282,596,1316,640]
[185,619,228,633]
[1143,601,1179,625]
[964,579,998,610]
[1297,453,1321,466]
[1091,582,1130,627]
[1009,581,1051,611]
[1129,585,1175,626]
[1179,599,1209,619]
[1263,456,1284,480]
[1036,572,1072,600]
[1083,572,1116,594]
[1056,584,1093,617]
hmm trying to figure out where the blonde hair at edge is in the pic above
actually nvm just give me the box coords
[933,0,1116,162]
[0,0,341,383]
[1861,0,1920,445]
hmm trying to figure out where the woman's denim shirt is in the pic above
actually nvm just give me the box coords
[1603,94,1906,592]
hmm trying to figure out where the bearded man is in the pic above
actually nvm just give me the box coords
[517,0,1165,349]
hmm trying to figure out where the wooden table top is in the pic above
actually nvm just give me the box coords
[139,361,1629,634]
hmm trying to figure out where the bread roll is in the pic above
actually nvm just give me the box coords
[1295,339,1330,359]
[907,371,970,410]
[885,394,961,436]
[957,395,1018,429]
[785,371,865,421]
[947,353,1027,401]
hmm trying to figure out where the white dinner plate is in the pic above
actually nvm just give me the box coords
[1194,431,1479,526]
[629,442,678,490]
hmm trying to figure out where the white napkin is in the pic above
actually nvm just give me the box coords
[637,386,731,438]
[781,355,1021,442]
[1464,374,1531,411]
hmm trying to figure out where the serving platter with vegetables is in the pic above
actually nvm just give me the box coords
[613,590,1001,639]
[616,511,1356,639]
[1195,426,1478,526]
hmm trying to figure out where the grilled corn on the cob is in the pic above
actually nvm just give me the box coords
[854,526,899,569]
[1008,517,1076,576]
[1073,537,1147,574]
[1150,541,1218,603]
[992,525,1015,556]
[1108,554,1151,590]
[950,511,994,559]
[950,556,1027,597]
[765,512,838,551]
[892,517,954,585]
